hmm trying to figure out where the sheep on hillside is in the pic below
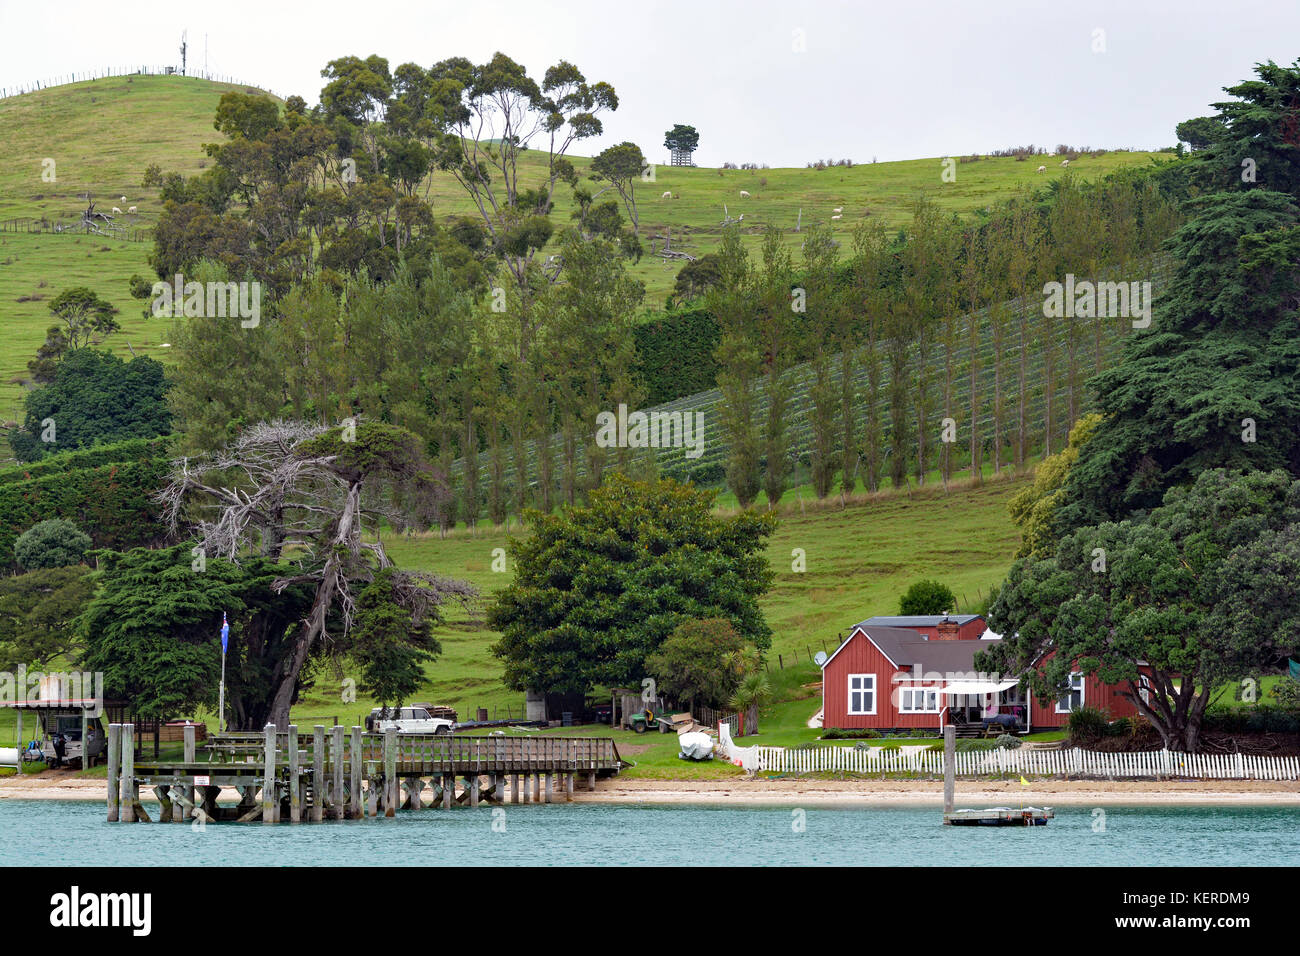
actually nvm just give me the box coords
[1061,159,1070,166]
[128,206,137,213]
[831,214,842,220]
[111,207,121,214]
[833,206,843,213]
[739,190,750,197]
[661,191,672,199]
[1037,165,1046,172]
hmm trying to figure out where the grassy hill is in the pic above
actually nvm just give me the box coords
[0,75,275,423]
[0,74,1171,420]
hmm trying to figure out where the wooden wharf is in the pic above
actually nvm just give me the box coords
[105,723,623,824]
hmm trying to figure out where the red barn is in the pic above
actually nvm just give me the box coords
[820,615,1140,733]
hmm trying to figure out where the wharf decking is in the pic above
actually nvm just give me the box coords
[105,723,622,824]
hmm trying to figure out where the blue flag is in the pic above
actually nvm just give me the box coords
[220,612,229,654]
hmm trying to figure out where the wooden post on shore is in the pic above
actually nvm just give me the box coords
[121,723,136,822]
[106,723,120,822]
[14,710,21,777]
[544,772,553,804]
[469,774,480,808]
[943,725,955,816]
[566,773,574,801]
[331,725,345,821]
[587,771,596,791]
[311,726,325,822]
[512,773,521,804]
[288,724,301,822]
[349,726,363,819]
[383,727,397,817]
[262,724,276,824]
[442,773,453,809]
[533,772,541,802]
[80,710,89,769]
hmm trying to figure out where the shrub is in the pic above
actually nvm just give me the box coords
[1065,706,1112,743]
[1203,704,1300,734]
[899,579,956,615]
[995,734,1023,749]
[1271,677,1300,711]
[14,519,92,569]
[822,727,880,740]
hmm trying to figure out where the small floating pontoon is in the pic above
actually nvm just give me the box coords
[943,806,1054,826]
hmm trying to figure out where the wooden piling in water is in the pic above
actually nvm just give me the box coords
[383,728,397,817]
[288,724,301,822]
[120,723,136,823]
[349,726,363,819]
[331,726,345,821]
[182,724,196,822]
[943,725,955,816]
[311,726,325,822]
[262,724,277,824]
[442,773,453,809]
[105,723,120,822]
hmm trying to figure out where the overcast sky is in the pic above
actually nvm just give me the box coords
[2,0,1297,166]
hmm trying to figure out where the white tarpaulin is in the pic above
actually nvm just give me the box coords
[939,679,1019,696]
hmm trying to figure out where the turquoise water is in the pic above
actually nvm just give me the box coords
[1,801,1297,866]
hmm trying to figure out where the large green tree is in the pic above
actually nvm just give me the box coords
[489,474,776,695]
[1059,190,1300,530]
[0,566,95,671]
[79,546,315,727]
[981,469,1300,752]
[10,349,171,462]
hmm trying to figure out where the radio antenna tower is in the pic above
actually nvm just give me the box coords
[180,30,188,76]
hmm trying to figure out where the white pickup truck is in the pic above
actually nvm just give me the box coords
[365,705,455,735]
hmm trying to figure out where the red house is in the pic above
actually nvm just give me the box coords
[820,615,1141,733]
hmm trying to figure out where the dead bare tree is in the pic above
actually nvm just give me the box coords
[158,419,477,728]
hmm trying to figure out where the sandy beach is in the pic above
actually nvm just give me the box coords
[4,774,1298,806]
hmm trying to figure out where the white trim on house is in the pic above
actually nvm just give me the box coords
[848,674,877,715]
[898,687,941,713]
[1055,671,1085,714]
[821,627,901,671]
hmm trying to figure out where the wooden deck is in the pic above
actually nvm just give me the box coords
[107,723,623,825]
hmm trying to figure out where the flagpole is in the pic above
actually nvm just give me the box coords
[218,612,229,733]
[218,646,227,733]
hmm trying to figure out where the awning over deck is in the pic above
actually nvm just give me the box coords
[938,679,1019,696]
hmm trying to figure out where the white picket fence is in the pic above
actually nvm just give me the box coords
[744,745,1300,780]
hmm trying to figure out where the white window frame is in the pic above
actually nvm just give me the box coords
[848,674,876,715]
[1055,671,1085,713]
[898,686,940,713]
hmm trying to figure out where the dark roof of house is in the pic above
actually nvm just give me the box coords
[825,625,1001,673]
[858,614,984,629]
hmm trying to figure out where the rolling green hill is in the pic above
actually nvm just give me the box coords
[0,74,1171,420]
